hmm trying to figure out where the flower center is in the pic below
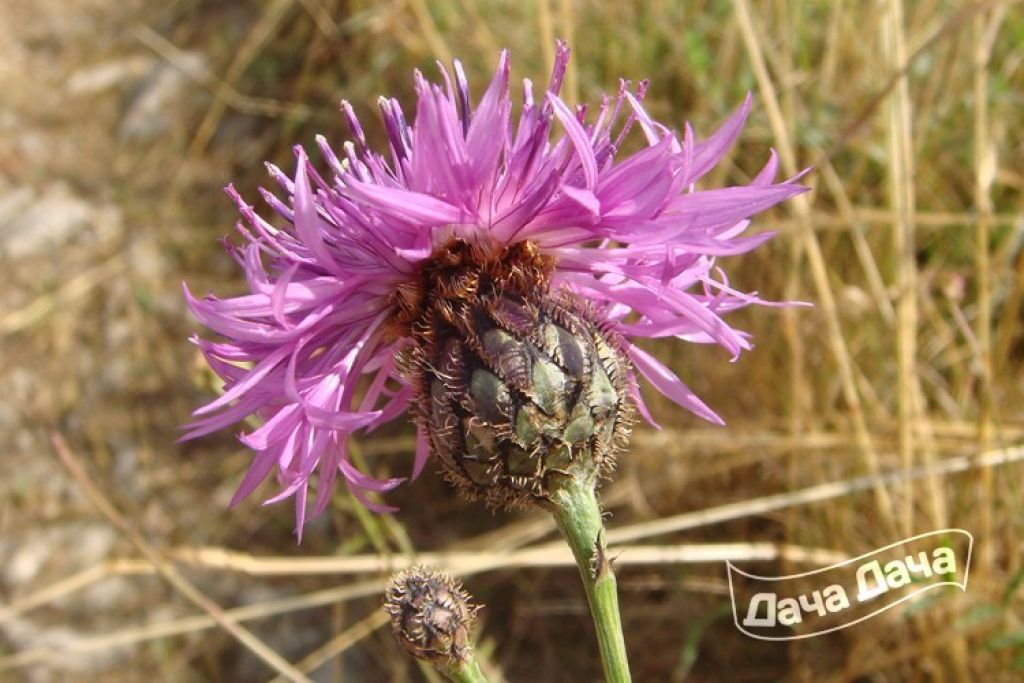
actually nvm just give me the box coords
[390,238,556,341]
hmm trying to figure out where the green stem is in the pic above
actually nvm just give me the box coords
[549,474,631,683]
[439,657,489,683]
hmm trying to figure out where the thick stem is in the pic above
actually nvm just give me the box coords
[549,474,631,683]
[439,658,489,683]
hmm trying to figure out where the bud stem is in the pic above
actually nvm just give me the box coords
[439,658,490,683]
[548,471,631,683]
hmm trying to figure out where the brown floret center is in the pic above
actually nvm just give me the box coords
[387,238,556,343]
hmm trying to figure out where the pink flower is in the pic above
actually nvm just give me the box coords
[183,44,807,537]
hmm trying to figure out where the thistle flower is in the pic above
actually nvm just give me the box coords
[183,43,807,536]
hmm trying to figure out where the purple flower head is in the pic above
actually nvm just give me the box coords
[183,44,808,537]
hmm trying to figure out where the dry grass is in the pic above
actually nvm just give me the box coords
[1,0,1023,680]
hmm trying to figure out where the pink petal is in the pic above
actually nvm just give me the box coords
[626,343,724,425]
[548,94,598,190]
[688,93,751,184]
[411,425,431,480]
[344,179,466,226]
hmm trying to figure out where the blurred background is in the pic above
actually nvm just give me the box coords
[1,0,1022,680]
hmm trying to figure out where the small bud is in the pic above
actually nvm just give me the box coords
[396,239,634,509]
[384,566,479,666]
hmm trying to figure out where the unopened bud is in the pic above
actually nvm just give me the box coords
[384,566,479,666]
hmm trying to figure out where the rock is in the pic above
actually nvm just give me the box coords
[1,616,120,682]
[66,55,154,96]
[119,52,207,140]
[0,184,122,259]
[4,523,117,588]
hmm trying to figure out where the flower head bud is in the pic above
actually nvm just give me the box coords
[397,239,634,509]
[384,566,479,666]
